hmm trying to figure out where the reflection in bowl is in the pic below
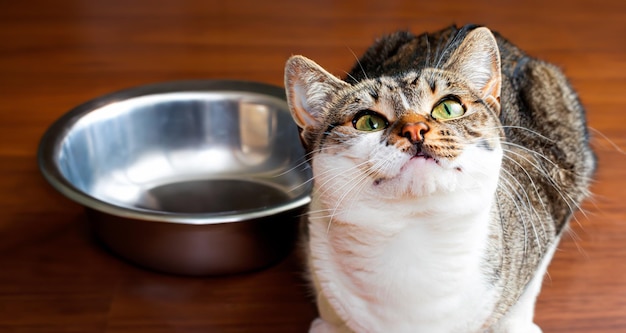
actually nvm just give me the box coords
[38,80,312,275]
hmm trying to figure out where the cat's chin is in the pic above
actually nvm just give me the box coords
[406,154,443,168]
[379,149,498,200]
[375,156,460,198]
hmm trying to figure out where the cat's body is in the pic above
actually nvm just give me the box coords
[285,25,595,333]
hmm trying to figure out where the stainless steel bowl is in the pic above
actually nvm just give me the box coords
[38,80,312,275]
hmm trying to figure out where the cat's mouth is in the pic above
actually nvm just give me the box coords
[411,149,439,164]
[414,151,433,160]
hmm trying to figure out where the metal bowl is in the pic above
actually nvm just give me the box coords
[38,80,312,276]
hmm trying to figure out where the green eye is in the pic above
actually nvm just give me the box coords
[353,111,388,132]
[431,99,465,120]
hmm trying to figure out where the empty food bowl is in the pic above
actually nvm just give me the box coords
[38,80,312,275]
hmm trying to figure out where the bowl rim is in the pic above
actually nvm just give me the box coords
[38,79,311,225]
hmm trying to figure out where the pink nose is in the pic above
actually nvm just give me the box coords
[401,122,430,143]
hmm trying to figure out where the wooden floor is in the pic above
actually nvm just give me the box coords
[1,0,625,332]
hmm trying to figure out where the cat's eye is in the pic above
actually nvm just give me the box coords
[431,98,465,120]
[352,111,389,132]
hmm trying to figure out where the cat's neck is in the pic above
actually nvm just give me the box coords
[307,195,498,332]
[309,191,496,261]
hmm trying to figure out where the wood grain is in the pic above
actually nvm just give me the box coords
[1,0,625,331]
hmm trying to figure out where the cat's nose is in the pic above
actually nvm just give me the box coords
[401,122,430,143]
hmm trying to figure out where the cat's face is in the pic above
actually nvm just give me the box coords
[286,28,504,218]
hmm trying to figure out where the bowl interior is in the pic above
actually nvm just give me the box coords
[53,90,311,217]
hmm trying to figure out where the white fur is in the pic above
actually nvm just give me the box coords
[307,134,507,333]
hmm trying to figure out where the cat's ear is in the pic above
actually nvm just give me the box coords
[285,55,350,140]
[445,27,502,113]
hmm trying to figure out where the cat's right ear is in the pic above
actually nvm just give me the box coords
[285,56,349,144]
[443,27,502,115]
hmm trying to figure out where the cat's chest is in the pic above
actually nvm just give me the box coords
[308,205,498,332]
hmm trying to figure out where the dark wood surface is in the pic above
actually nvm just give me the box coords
[1,0,625,332]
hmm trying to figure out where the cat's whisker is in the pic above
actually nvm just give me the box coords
[313,159,373,193]
[280,146,348,194]
[467,136,577,186]
[447,138,590,233]
[431,26,456,74]
[276,161,310,178]
[500,145,588,220]
[343,71,360,86]
[324,160,389,233]
[292,145,365,187]
[309,157,384,208]
[499,167,545,249]
[423,33,432,70]
[308,210,348,221]
[588,126,626,155]
[346,46,369,82]
[340,164,387,221]
[563,224,589,258]
[511,152,590,234]
[499,171,540,238]
[481,125,557,143]
[500,140,593,181]
[500,154,549,238]
[496,178,531,255]
[275,145,330,179]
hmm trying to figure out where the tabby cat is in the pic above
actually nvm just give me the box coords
[284,25,595,333]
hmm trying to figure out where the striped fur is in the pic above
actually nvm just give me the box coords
[285,25,595,333]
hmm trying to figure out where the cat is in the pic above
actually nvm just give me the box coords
[284,24,596,333]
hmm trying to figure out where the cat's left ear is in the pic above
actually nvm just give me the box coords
[445,27,502,114]
[285,55,350,144]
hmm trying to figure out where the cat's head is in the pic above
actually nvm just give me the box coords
[284,27,504,216]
